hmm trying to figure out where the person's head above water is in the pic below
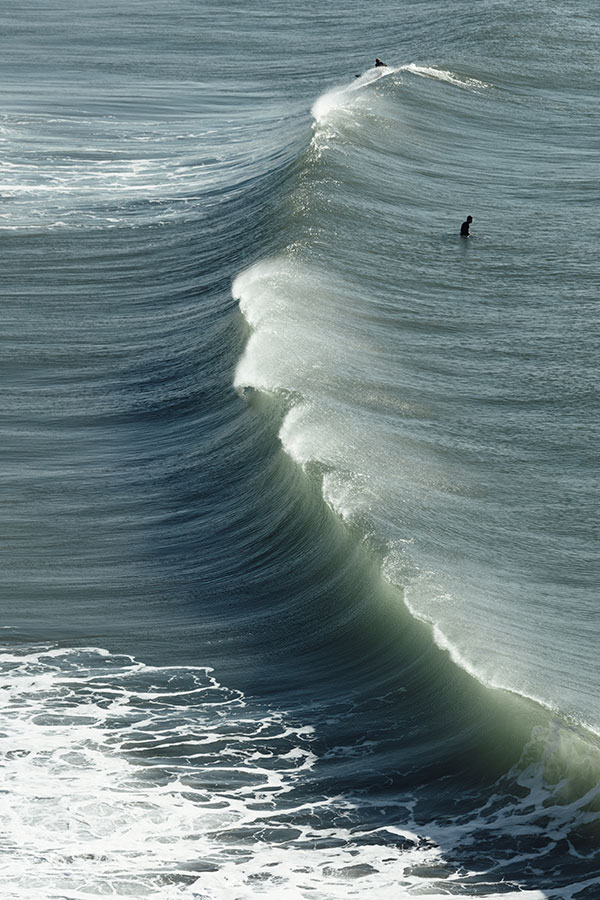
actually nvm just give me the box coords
[375,58,387,67]
[466,215,473,224]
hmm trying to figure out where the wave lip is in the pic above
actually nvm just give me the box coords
[309,62,488,128]
[231,56,600,740]
[400,63,491,89]
[311,64,397,122]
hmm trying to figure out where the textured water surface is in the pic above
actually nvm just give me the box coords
[1,1,599,897]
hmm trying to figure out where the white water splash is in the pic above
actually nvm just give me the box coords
[2,641,577,899]
[311,65,396,123]
[400,63,491,90]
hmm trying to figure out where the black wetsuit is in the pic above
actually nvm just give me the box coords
[460,219,471,237]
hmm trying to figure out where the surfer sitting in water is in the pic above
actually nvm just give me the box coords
[460,215,473,237]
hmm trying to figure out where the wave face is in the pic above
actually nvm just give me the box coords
[2,0,599,898]
[234,63,599,725]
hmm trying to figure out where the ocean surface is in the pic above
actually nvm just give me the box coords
[1,1,599,897]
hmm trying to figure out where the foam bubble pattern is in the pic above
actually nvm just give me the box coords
[1,644,597,899]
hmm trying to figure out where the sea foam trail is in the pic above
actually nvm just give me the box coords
[3,642,595,899]
[0,644,315,899]
[401,63,491,90]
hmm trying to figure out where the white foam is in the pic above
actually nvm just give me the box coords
[402,581,569,719]
[0,645,317,898]
[232,259,287,331]
[233,255,342,400]
[431,620,491,682]
[0,115,235,231]
[400,63,491,90]
[234,254,559,721]
[2,642,574,899]
[308,63,488,134]
[311,66,396,123]
[278,404,317,466]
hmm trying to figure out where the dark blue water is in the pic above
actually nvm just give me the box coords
[2,2,599,897]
